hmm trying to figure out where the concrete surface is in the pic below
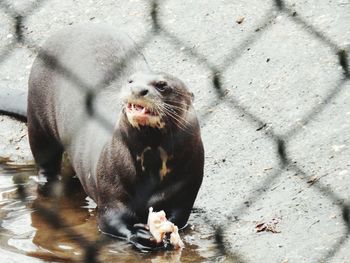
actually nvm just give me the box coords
[0,0,349,262]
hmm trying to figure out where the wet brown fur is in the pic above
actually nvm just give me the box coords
[27,24,204,244]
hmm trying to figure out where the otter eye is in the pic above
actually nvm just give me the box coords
[154,81,168,92]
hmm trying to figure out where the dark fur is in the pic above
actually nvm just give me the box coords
[26,24,204,246]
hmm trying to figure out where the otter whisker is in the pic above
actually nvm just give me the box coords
[163,100,190,107]
[167,89,190,97]
[156,104,187,131]
[162,103,188,111]
[160,105,192,132]
[162,103,191,117]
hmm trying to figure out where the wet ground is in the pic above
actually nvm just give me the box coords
[0,158,219,262]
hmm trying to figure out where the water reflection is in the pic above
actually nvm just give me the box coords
[0,158,217,262]
[29,176,97,262]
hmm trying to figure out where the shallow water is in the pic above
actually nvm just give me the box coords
[0,158,220,262]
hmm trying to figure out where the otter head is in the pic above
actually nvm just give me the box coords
[122,72,193,130]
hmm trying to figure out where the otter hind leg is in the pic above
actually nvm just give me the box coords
[28,121,63,183]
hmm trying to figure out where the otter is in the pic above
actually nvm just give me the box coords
[1,24,204,249]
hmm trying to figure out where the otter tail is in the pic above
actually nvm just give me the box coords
[0,88,27,122]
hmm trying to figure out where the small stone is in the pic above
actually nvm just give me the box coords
[236,16,245,24]
[307,175,318,185]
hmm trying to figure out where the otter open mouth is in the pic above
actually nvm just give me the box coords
[126,103,158,116]
[125,102,165,129]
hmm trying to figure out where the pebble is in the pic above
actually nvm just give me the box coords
[236,16,245,24]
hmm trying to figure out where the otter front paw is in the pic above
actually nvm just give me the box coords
[130,223,164,250]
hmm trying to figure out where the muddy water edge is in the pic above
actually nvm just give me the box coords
[0,158,219,262]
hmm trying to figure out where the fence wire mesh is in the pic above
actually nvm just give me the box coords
[0,0,349,262]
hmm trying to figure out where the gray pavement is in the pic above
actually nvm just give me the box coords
[0,0,350,262]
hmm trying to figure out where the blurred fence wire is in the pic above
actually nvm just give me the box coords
[0,0,349,262]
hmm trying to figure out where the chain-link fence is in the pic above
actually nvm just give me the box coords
[0,0,349,262]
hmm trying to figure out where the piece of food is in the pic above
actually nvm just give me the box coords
[169,225,184,249]
[147,207,185,249]
[255,217,281,233]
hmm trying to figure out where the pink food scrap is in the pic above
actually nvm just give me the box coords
[147,207,185,249]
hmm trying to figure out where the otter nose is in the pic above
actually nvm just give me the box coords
[131,86,149,97]
[138,89,149,96]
